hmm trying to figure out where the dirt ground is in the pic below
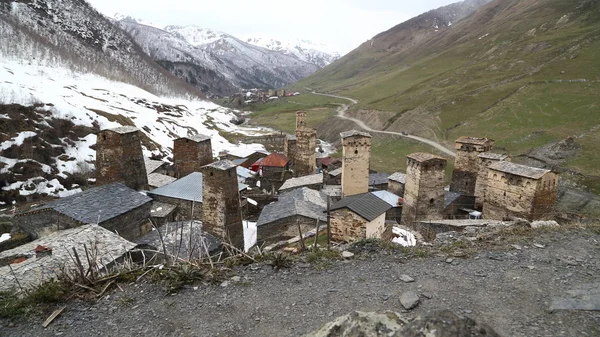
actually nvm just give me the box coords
[2,228,599,337]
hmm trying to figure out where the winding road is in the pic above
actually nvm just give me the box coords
[310,91,456,157]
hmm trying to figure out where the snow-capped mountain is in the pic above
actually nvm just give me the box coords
[243,37,340,67]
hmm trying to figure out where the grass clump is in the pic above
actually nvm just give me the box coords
[0,279,68,319]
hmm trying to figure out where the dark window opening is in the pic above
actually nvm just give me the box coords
[354,150,358,155]
[429,198,434,204]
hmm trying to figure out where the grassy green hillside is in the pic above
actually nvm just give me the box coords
[290,0,600,193]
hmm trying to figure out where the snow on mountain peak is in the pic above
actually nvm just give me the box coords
[163,25,229,47]
[242,36,340,67]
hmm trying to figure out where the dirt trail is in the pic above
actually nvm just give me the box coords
[310,91,456,157]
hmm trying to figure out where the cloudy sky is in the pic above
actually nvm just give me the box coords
[88,0,459,54]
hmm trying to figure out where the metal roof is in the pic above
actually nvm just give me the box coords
[388,172,406,184]
[371,190,401,207]
[148,172,246,202]
[24,183,152,224]
[236,166,255,179]
[254,153,289,167]
[331,192,391,222]
[488,161,551,179]
[340,130,371,139]
[232,158,249,166]
[279,173,323,191]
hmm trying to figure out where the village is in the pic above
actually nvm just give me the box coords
[0,111,560,293]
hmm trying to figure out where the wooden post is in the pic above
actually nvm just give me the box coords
[297,218,306,251]
[327,197,331,248]
[313,218,320,248]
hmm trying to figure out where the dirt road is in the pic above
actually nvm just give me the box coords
[310,91,456,157]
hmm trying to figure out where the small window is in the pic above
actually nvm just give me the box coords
[354,150,358,155]
[210,172,214,177]
[429,198,434,204]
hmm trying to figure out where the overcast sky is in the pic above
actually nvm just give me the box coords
[88,0,459,54]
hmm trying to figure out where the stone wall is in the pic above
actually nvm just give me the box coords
[96,128,147,190]
[259,166,291,193]
[401,154,447,226]
[450,138,494,196]
[149,195,203,221]
[257,215,318,245]
[331,208,367,242]
[483,170,558,221]
[294,128,317,177]
[474,155,509,208]
[173,137,213,178]
[201,162,244,249]
[284,137,296,163]
[388,180,405,197]
[99,202,152,241]
[341,135,371,197]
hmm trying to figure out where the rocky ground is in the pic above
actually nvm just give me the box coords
[1,226,599,337]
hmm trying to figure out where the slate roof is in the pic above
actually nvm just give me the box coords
[204,160,237,171]
[148,172,246,203]
[369,173,390,186]
[148,173,176,188]
[331,192,392,222]
[135,221,221,257]
[371,190,401,207]
[280,187,328,208]
[105,126,139,134]
[478,152,509,160]
[254,153,289,167]
[177,134,211,142]
[328,168,342,177]
[444,191,462,209]
[279,173,323,191]
[23,183,152,224]
[407,152,446,163]
[144,158,166,174]
[455,136,493,145]
[322,185,342,197]
[340,130,371,139]
[257,187,328,227]
[488,161,551,179]
[388,172,406,184]
[286,134,297,141]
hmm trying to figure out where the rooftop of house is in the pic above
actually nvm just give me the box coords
[478,152,509,160]
[279,187,328,208]
[317,157,339,166]
[257,198,326,227]
[328,167,342,177]
[253,153,289,168]
[19,183,152,224]
[322,185,342,197]
[279,173,323,191]
[144,158,166,174]
[340,130,372,139]
[148,173,176,188]
[371,190,401,207]
[148,172,247,203]
[237,166,255,179]
[455,136,493,145]
[331,192,392,222]
[204,160,237,171]
[444,191,463,209]
[388,172,406,184]
[369,173,390,186]
[407,152,447,163]
[135,221,221,258]
[149,201,177,218]
[232,158,249,166]
[177,134,211,143]
[104,126,139,134]
[286,134,297,141]
[0,225,136,292]
[488,161,551,180]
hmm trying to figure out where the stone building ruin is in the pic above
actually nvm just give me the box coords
[96,126,147,190]
[340,130,372,197]
[401,153,447,225]
[450,136,494,196]
[483,161,558,221]
[293,111,317,177]
[201,160,244,250]
[475,152,509,208]
[173,135,213,178]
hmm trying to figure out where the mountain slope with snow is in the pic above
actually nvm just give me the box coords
[243,37,340,67]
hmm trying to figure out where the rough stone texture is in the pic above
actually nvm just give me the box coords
[283,136,297,164]
[173,136,213,178]
[257,215,320,245]
[201,161,243,249]
[150,194,202,221]
[450,137,494,196]
[398,310,500,337]
[388,180,405,197]
[96,127,148,190]
[474,153,509,208]
[305,311,407,337]
[341,131,371,197]
[294,127,317,177]
[296,111,307,129]
[483,162,558,221]
[400,291,420,310]
[401,153,447,226]
[331,209,386,243]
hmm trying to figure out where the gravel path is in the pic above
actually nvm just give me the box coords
[2,229,599,337]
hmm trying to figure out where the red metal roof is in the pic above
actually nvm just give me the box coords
[253,153,289,168]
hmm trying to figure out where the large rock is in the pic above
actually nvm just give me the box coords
[305,311,407,337]
[398,310,500,337]
[400,291,420,310]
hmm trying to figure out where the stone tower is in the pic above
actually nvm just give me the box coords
[173,135,213,178]
[450,136,494,196]
[474,152,509,208]
[341,130,372,197]
[293,111,317,176]
[401,153,447,225]
[283,134,297,164]
[201,160,243,250]
[96,126,147,190]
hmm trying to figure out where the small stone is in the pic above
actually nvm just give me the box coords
[421,292,433,299]
[528,265,535,270]
[452,260,460,266]
[298,263,311,268]
[533,243,545,249]
[400,291,420,310]
[231,276,241,282]
[446,258,454,263]
[399,274,415,283]
[220,281,229,287]
[512,244,523,250]
[474,271,487,277]
[342,251,355,258]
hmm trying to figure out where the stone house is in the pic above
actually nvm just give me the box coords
[443,192,476,219]
[256,188,327,245]
[279,173,323,193]
[13,183,152,240]
[96,126,147,190]
[387,172,406,197]
[325,167,342,185]
[330,192,391,242]
[341,130,372,197]
[369,172,389,191]
[450,136,494,196]
[483,161,558,221]
[474,153,509,208]
[401,153,447,226]
[317,157,342,171]
[251,153,291,193]
[173,135,213,178]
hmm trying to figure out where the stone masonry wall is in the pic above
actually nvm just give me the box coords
[284,138,297,164]
[96,129,148,190]
[294,128,317,177]
[14,211,79,239]
[401,156,447,226]
[341,136,371,197]
[388,180,405,197]
[99,203,152,241]
[173,138,213,178]
[450,140,493,196]
[474,156,509,208]
[201,164,243,249]
[149,195,203,221]
[331,208,367,243]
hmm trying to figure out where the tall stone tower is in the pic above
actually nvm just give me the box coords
[341,130,372,197]
[173,135,213,178]
[293,111,317,176]
[401,153,447,225]
[450,136,494,196]
[283,134,297,164]
[96,126,147,190]
[201,160,243,250]
[474,152,509,208]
